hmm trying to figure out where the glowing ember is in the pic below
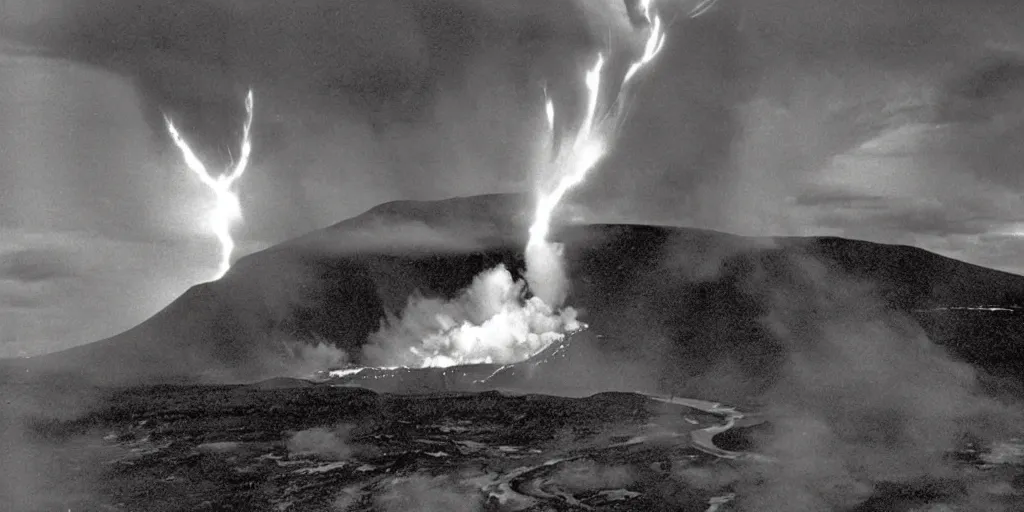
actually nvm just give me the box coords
[164,89,254,280]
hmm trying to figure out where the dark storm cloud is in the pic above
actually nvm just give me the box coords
[3,0,604,169]
[919,112,1024,189]
[940,50,1024,106]
[7,0,1022,233]
[568,0,1024,232]
[0,248,78,283]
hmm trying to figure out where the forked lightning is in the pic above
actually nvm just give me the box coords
[163,89,254,280]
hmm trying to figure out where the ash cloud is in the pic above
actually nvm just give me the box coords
[543,229,1024,510]
[276,339,350,377]
[1,0,621,241]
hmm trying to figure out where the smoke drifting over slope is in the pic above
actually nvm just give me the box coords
[683,252,1023,511]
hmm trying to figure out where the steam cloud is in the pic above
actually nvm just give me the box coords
[362,264,579,368]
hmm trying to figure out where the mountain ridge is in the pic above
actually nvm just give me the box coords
[7,193,1024,392]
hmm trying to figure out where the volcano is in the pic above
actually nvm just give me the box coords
[5,193,1024,511]
[11,193,1024,393]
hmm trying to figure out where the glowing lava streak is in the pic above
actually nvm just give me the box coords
[525,5,667,306]
[163,89,254,280]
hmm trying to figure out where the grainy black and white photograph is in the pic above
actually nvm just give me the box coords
[2,0,1024,510]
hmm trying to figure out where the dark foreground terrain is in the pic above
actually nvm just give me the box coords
[6,382,1023,512]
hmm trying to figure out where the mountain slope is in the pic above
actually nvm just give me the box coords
[12,193,1024,391]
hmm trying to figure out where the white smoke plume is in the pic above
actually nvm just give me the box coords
[524,238,570,309]
[278,338,350,377]
[362,264,579,368]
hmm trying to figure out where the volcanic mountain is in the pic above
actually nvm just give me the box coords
[9,192,1024,397]
[6,193,1024,511]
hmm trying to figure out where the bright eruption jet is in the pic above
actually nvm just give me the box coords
[163,90,255,280]
[525,2,668,307]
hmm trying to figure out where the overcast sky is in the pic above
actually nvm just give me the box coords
[2,0,1024,356]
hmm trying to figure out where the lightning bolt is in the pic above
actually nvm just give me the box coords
[524,1,693,307]
[622,1,668,85]
[529,54,608,248]
[687,0,721,19]
[163,89,254,280]
[527,4,669,251]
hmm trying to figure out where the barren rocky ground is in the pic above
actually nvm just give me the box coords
[6,380,1021,512]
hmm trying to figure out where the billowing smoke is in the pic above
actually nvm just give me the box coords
[524,239,570,308]
[661,250,1024,511]
[362,264,579,368]
[278,338,350,377]
[738,259,1021,511]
